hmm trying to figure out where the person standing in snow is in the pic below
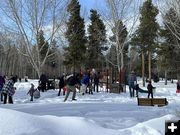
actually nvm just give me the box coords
[93,72,100,93]
[27,83,35,101]
[147,81,154,98]
[128,71,137,97]
[64,73,81,102]
[58,73,66,96]
[87,70,93,94]
[2,76,17,104]
[81,71,90,95]
[0,74,5,102]
[39,74,48,92]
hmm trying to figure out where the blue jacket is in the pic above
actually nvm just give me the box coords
[81,75,90,85]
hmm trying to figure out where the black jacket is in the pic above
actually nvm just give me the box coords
[147,84,153,92]
[40,74,48,83]
[58,75,65,87]
[66,75,80,86]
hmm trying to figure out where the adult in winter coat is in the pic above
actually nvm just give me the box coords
[147,81,154,98]
[81,72,90,95]
[58,74,65,96]
[2,76,17,104]
[87,71,93,94]
[64,73,81,102]
[27,83,35,101]
[39,74,48,92]
[0,75,5,102]
[128,71,137,97]
[93,72,100,93]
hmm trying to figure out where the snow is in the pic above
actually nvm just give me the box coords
[0,79,180,135]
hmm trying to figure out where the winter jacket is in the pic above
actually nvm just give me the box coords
[94,74,99,84]
[2,79,15,96]
[40,74,48,83]
[27,85,35,96]
[128,74,137,86]
[81,75,90,85]
[58,75,65,88]
[177,82,180,90]
[66,74,81,86]
[147,83,153,92]
[0,75,5,90]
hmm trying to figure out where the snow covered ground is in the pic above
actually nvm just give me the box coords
[0,79,180,135]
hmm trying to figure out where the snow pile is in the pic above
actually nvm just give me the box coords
[0,108,178,135]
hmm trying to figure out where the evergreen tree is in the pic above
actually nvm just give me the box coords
[159,8,180,83]
[64,0,87,72]
[86,9,106,69]
[133,0,159,86]
[37,30,49,61]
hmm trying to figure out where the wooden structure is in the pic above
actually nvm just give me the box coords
[94,68,126,93]
[137,98,168,107]
[109,83,126,93]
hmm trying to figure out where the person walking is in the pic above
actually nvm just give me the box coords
[64,73,81,102]
[2,76,17,104]
[128,71,137,97]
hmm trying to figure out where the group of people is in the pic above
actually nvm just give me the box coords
[1,70,179,104]
[128,71,155,98]
[57,69,101,102]
[0,75,17,104]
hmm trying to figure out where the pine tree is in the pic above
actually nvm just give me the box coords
[64,0,87,72]
[134,0,159,86]
[38,30,49,61]
[159,8,180,83]
[86,9,106,69]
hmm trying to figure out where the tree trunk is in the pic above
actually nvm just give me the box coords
[120,51,124,70]
[148,51,151,81]
[142,51,145,86]
[165,70,167,85]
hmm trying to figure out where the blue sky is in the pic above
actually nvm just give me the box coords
[79,0,106,19]
[79,0,100,10]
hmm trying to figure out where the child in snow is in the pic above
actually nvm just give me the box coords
[27,83,35,101]
[134,84,139,97]
[147,81,154,98]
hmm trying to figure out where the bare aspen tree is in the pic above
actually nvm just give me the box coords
[103,0,140,83]
[0,0,69,78]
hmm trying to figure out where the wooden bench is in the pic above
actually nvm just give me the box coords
[137,98,168,107]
